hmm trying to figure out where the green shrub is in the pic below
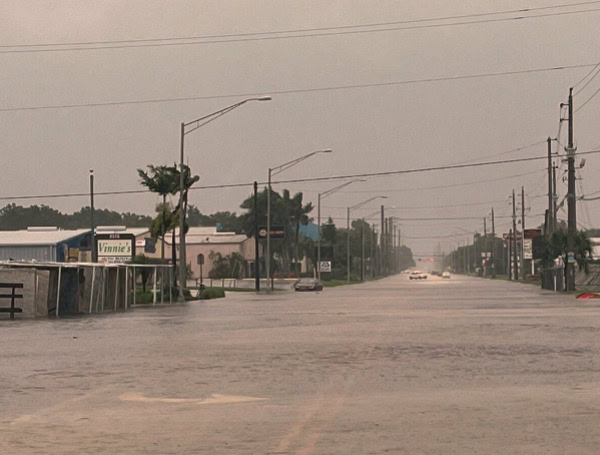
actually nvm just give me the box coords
[199,287,226,300]
[135,289,153,304]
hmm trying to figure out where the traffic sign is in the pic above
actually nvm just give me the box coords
[258,226,285,239]
[319,261,332,272]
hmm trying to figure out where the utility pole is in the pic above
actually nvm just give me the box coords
[360,221,365,282]
[507,230,512,280]
[512,190,519,281]
[89,170,96,262]
[547,137,554,235]
[491,208,496,278]
[483,217,487,276]
[553,164,558,229]
[254,181,260,292]
[392,224,397,273]
[346,207,351,283]
[566,87,577,291]
[521,186,526,279]
[387,217,394,275]
[369,226,374,279]
[380,206,385,276]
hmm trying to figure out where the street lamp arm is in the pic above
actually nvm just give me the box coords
[350,195,387,211]
[320,179,366,199]
[271,149,332,177]
[183,96,271,132]
[183,104,241,135]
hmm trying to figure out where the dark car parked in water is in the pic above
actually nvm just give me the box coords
[294,278,324,292]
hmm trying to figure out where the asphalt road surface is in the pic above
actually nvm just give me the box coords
[2,274,600,454]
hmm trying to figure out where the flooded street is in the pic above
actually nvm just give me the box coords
[2,275,600,454]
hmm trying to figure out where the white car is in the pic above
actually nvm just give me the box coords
[409,270,428,280]
[442,271,451,279]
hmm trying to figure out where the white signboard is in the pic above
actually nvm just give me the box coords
[319,261,332,273]
[97,239,134,263]
[523,239,533,260]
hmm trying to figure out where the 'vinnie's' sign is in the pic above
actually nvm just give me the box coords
[95,233,135,263]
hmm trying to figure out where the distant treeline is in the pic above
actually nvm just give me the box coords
[0,204,152,230]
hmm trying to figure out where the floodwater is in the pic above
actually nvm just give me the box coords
[2,275,600,454]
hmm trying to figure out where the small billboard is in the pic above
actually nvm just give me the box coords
[96,233,135,263]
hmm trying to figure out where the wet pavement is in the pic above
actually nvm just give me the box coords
[2,274,600,454]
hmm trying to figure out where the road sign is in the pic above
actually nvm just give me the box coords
[258,226,285,239]
[567,252,575,264]
[197,253,204,265]
[319,261,332,273]
[523,239,533,259]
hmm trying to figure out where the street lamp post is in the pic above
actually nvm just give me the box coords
[317,179,365,281]
[267,149,332,291]
[177,96,271,301]
[347,196,387,283]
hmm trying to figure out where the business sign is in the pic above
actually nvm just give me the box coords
[319,261,332,273]
[96,233,135,263]
[524,229,542,240]
[503,232,523,241]
[258,226,285,239]
[523,239,533,260]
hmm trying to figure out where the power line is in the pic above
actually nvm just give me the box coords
[2,149,599,203]
[2,62,596,113]
[446,140,547,166]
[573,63,600,94]
[6,1,598,50]
[575,85,600,112]
[292,169,545,194]
[268,153,593,187]
[3,6,600,55]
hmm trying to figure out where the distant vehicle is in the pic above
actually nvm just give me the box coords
[294,278,323,292]
[442,271,451,279]
[409,270,428,280]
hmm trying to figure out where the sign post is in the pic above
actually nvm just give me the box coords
[197,254,204,289]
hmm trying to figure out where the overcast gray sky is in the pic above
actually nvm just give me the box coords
[1,0,599,257]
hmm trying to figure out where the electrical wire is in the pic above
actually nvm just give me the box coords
[2,6,600,55]
[575,85,600,112]
[446,140,546,166]
[1,149,599,202]
[573,63,600,95]
[2,62,597,113]
[293,169,546,194]
[5,1,599,50]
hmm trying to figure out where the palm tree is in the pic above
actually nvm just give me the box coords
[138,165,179,263]
[283,190,313,275]
[541,229,593,288]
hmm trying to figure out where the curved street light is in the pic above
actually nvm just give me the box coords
[177,96,271,301]
[317,179,366,280]
[267,149,332,290]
